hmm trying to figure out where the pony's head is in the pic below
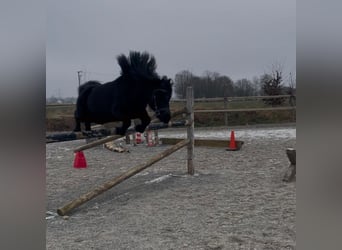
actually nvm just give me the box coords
[149,76,173,123]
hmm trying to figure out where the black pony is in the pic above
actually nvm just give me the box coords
[73,51,172,135]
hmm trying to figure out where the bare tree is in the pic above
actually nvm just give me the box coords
[234,78,258,96]
[287,72,296,94]
[287,72,296,106]
[174,70,233,99]
[261,63,286,106]
[174,70,193,99]
[251,76,263,95]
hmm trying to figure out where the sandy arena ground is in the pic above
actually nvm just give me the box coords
[46,125,296,249]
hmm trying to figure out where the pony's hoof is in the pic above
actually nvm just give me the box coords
[82,130,93,136]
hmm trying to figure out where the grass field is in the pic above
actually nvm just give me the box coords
[46,99,296,131]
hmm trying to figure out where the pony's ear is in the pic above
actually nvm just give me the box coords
[169,78,174,86]
[162,75,173,86]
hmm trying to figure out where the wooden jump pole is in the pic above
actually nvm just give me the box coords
[46,108,188,144]
[73,121,189,152]
[74,134,122,152]
[186,86,194,175]
[71,107,189,152]
[57,139,190,216]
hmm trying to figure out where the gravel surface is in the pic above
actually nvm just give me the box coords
[46,126,296,250]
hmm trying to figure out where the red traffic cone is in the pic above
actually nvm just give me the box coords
[73,151,87,168]
[226,130,238,151]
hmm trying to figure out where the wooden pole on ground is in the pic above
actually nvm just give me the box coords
[57,139,190,216]
[74,134,122,152]
[186,87,194,175]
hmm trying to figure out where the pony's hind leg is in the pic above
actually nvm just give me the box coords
[85,122,91,131]
[116,119,131,135]
[73,111,82,132]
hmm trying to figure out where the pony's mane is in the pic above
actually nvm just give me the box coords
[117,51,159,81]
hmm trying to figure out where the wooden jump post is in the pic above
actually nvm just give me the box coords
[57,87,195,215]
[186,86,194,175]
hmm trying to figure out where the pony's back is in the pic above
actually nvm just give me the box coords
[78,80,101,94]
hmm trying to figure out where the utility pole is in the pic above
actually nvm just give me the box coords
[77,71,83,87]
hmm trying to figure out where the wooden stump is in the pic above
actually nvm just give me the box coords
[125,134,130,144]
[283,148,296,182]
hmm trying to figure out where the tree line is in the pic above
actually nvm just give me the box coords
[173,66,296,105]
[47,65,296,106]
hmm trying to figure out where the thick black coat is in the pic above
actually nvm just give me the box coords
[74,51,172,135]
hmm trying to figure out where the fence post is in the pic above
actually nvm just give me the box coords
[186,87,194,175]
[224,97,228,126]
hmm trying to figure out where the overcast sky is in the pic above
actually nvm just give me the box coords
[46,0,296,98]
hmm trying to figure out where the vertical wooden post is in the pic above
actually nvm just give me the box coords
[224,97,228,126]
[132,133,137,146]
[125,134,130,144]
[186,87,194,175]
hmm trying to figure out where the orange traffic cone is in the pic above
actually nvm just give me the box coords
[226,130,238,151]
[73,151,87,168]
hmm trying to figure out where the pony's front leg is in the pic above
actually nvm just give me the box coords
[116,119,131,135]
[85,122,91,131]
[135,111,151,133]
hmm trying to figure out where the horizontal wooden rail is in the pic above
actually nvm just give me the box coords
[74,134,122,152]
[73,120,190,152]
[171,95,294,103]
[47,107,189,144]
[46,95,295,107]
[194,106,296,113]
[46,104,76,107]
